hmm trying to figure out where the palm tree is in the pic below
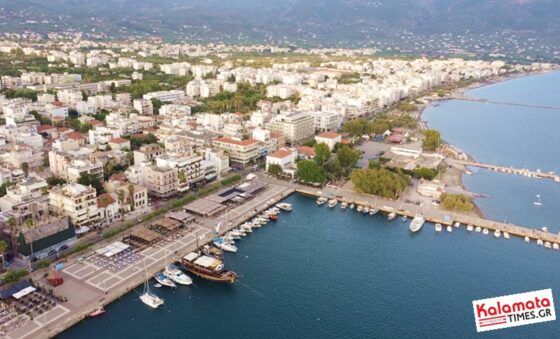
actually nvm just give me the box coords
[117,190,125,217]
[127,184,135,212]
[0,240,8,269]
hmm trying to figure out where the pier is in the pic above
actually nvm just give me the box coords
[449,159,560,183]
[290,181,560,245]
[446,93,560,111]
[6,181,294,339]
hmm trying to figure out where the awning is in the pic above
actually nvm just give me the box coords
[76,226,91,234]
[12,286,36,299]
[95,241,130,257]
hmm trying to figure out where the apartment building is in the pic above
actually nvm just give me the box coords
[49,183,99,227]
[266,111,315,144]
[213,137,260,165]
[155,153,205,192]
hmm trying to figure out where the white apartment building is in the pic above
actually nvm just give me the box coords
[266,111,315,144]
[155,153,205,192]
[315,132,342,150]
[311,111,343,132]
[213,137,260,165]
[49,183,99,228]
[143,90,185,102]
[133,99,154,115]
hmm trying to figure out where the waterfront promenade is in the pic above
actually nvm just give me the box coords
[5,182,293,339]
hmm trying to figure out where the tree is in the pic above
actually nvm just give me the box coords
[109,82,117,93]
[297,160,325,184]
[46,177,66,186]
[77,173,104,195]
[336,145,360,169]
[440,193,474,212]
[342,119,369,137]
[24,218,34,228]
[313,142,330,167]
[302,139,317,147]
[423,129,441,152]
[21,162,29,177]
[411,167,438,180]
[351,167,410,199]
[267,164,283,177]
[0,240,7,269]
[1,268,28,284]
[128,184,136,212]
[178,170,186,183]
[151,98,163,115]
[0,182,9,197]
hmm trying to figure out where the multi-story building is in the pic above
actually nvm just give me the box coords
[146,165,178,198]
[213,137,260,165]
[143,90,185,103]
[311,111,343,132]
[49,183,99,228]
[133,99,154,115]
[155,153,205,192]
[266,111,314,144]
[315,132,342,150]
[0,175,49,224]
[133,144,164,164]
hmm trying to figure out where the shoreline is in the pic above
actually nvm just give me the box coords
[417,68,559,219]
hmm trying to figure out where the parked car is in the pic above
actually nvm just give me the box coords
[58,244,69,252]
[47,249,57,257]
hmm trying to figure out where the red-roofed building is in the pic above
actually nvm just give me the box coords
[89,119,104,127]
[266,149,296,176]
[108,137,131,151]
[315,132,342,150]
[38,124,57,138]
[67,132,87,146]
[296,146,316,160]
[213,137,260,165]
[97,193,120,225]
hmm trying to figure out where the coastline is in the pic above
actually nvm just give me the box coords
[416,68,559,220]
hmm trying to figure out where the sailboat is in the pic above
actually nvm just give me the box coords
[140,266,164,309]
[534,194,542,206]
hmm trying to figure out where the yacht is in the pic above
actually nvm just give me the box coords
[154,272,176,288]
[213,237,238,253]
[275,202,292,211]
[482,228,489,235]
[89,307,106,317]
[140,275,164,309]
[328,199,338,208]
[409,214,425,233]
[165,264,193,286]
[387,212,397,221]
[340,202,348,209]
[227,230,241,240]
[494,230,501,238]
[182,252,238,284]
[316,197,328,205]
[202,245,224,260]
[446,225,453,233]
[240,224,253,233]
[503,232,510,239]
[475,226,482,233]
[435,223,442,232]
[466,224,474,232]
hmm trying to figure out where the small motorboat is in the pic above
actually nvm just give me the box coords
[466,224,474,232]
[362,207,369,214]
[494,230,501,238]
[349,204,355,210]
[541,226,549,232]
[454,222,461,228]
[275,202,292,211]
[400,216,408,222]
[483,228,489,235]
[356,205,363,212]
[154,272,176,288]
[446,225,453,233]
[316,197,328,205]
[370,208,379,215]
[553,243,559,250]
[475,226,481,233]
[544,241,552,249]
[89,307,106,317]
[524,236,530,243]
[387,212,397,221]
[327,199,337,208]
[153,283,162,288]
[435,224,442,232]
[340,202,348,209]
[503,232,510,239]
[537,239,544,246]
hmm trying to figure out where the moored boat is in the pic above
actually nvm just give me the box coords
[154,272,176,288]
[494,230,501,238]
[454,222,461,228]
[387,212,397,221]
[370,208,379,215]
[165,264,193,286]
[89,307,105,317]
[140,275,164,309]
[544,241,552,249]
[503,232,510,239]
[340,202,348,209]
[202,244,224,260]
[524,236,530,243]
[446,225,453,233]
[466,224,474,232]
[182,252,238,284]
[356,205,363,212]
[475,226,482,233]
[400,216,408,222]
[482,228,489,235]
[317,197,328,205]
[275,202,292,211]
[537,239,544,246]
[213,237,238,253]
[409,214,425,233]
[349,204,355,210]
[328,199,338,208]
[553,243,559,250]
[435,223,442,232]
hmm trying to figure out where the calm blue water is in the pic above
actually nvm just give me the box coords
[59,73,560,338]
[59,195,560,339]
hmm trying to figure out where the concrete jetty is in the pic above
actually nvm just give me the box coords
[294,185,560,245]
[449,159,560,183]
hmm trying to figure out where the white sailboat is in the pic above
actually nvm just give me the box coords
[140,268,164,309]
[534,194,542,206]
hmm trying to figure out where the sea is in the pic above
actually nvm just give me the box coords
[58,72,560,338]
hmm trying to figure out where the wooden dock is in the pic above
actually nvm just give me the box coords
[295,187,560,246]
